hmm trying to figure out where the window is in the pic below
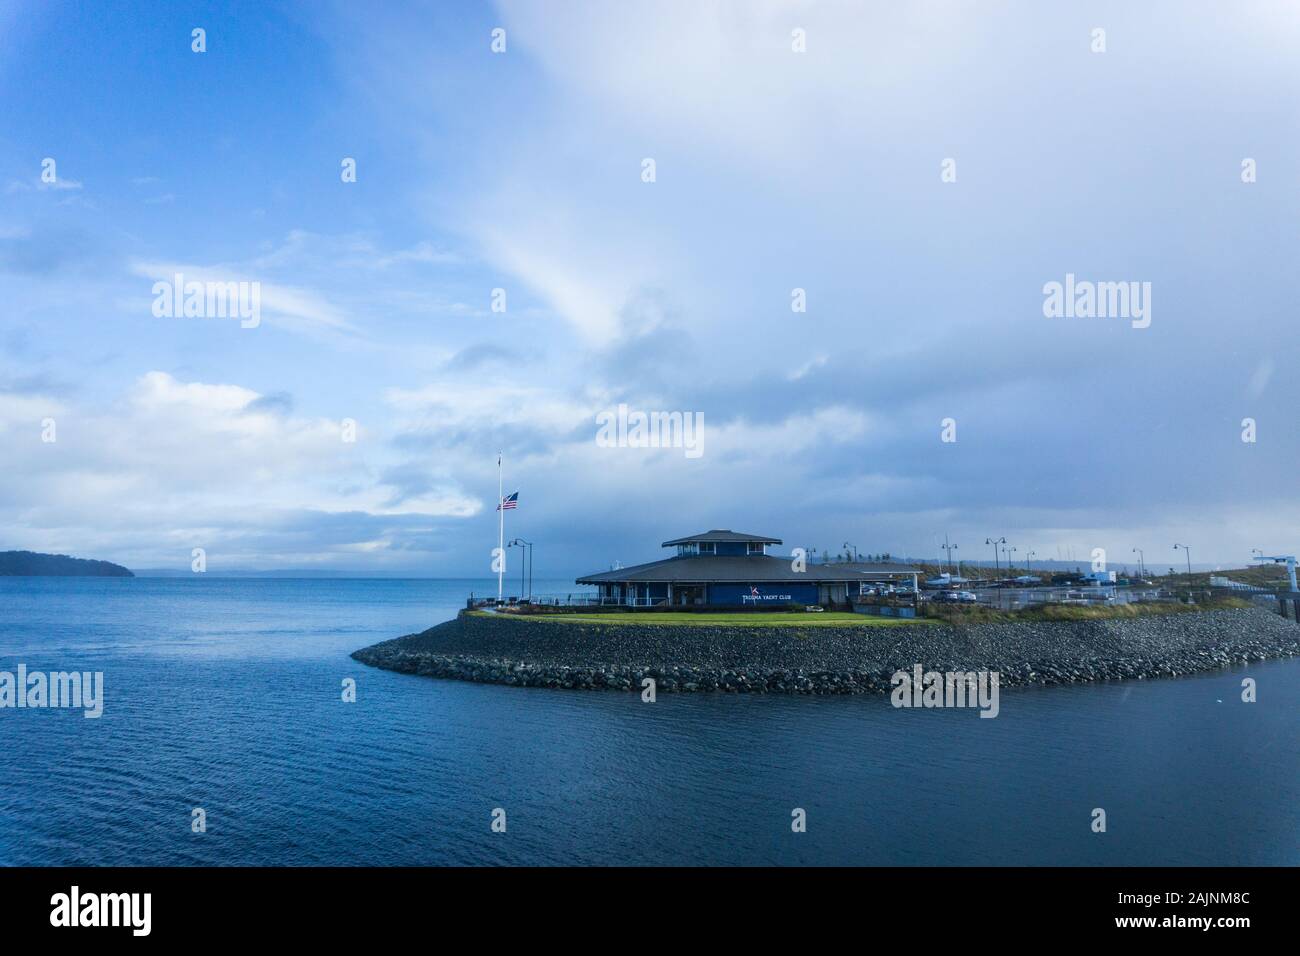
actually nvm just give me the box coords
[698,542,716,554]
[747,541,764,554]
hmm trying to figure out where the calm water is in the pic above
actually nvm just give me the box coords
[0,577,1296,866]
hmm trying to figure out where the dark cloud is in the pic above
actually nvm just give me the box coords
[244,391,295,415]
[444,343,528,371]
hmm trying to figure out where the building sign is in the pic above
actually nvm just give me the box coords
[708,583,819,605]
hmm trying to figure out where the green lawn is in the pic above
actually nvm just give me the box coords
[489,610,936,627]
[922,595,1254,624]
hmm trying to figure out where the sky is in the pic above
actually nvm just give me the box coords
[1,0,1298,578]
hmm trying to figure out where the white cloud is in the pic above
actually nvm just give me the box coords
[130,259,357,336]
[0,372,477,567]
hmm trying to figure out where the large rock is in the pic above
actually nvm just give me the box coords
[350,608,1300,695]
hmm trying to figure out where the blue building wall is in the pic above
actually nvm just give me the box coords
[707,583,819,606]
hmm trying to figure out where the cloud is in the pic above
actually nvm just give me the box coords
[2,0,1296,571]
[6,177,83,193]
[130,259,358,336]
[0,372,478,568]
[444,343,528,371]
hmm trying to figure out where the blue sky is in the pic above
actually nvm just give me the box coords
[1,0,1298,576]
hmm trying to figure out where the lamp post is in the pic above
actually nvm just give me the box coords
[1173,544,1194,604]
[522,539,533,599]
[941,535,958,574]
[1002,544,1017,572]
[985,536,1005,576]
[843,542,858,562]
[507,539,525,599]
[1132,548,1145,578]
[508,538,533,599]
[526,540,534,598]
[1025,549,1036,574]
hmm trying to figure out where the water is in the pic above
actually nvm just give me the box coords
[1,577,1296,866]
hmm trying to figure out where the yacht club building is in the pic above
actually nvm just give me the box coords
[576,530,919,607]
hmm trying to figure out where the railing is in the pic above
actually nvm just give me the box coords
[954,586,1171,611]
[853,592,919,618]
[1209,576,1274,593]
[467,592,620,609]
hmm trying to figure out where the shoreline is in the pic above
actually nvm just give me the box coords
[351,606,1300,694]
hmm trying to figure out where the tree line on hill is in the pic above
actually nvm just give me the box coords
[0,551,134,577]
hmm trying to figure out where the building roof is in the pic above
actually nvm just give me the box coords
[577,554,917,585]
[660,529,783,547]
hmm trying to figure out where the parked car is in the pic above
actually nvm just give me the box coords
[931,590,978,604]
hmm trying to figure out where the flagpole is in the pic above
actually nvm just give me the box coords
[497,453,504,603]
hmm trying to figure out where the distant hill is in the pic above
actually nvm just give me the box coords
[0,551,134,577]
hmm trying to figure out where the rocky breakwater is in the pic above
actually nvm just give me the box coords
[350,608,1300,694]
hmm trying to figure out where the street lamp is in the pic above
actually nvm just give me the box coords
[843,542,858,562]
[507,539,525,599]
[985,536,1005,575]
[1002,544,1017,572]
[1173,544,1192,577]
[941,535,958,574]
[508,538,533,599]
[1132,548,1145,578]
[1024,549,1036,573]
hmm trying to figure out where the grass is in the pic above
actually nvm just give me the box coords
[922,595,1254,625]
[477,610,937,627]
[471,596,1257,629]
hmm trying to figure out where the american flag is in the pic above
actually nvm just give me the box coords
[497,492,518,511]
